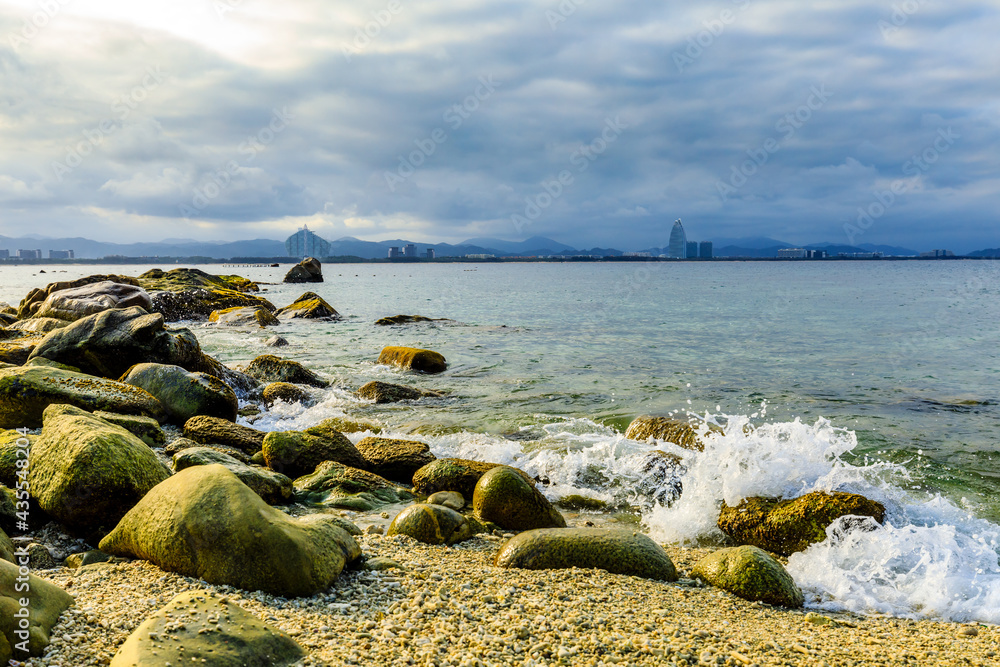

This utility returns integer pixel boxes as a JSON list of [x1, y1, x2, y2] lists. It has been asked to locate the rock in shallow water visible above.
[[263, 424, 364, 478], [183, 415, 266, 454], [209, 305, 279, 327], [243, 354, 328, 387], [412, 458, 530, 500], [624, 415, 714, 451], [387, 503, 473, 545], [356, 380, 443, 404], [120, 362, 238, 424], [473, 466, 565, 531], [274, 291, 339, 320], [691, 545, 804, 608], [377, 346, 447, 374], [356, 436, 436, 483], [262, 381, 312, 405]]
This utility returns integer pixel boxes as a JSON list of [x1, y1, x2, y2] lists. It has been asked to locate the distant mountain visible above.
[[858, 243, 919, 256], [459, 236, 577, 254], [0, 235, 285, 259], [967, 248, 1000, 258], [710, 236, 793, 250]]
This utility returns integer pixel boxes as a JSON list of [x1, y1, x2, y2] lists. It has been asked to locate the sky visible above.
[[0, 0, 997, 253]]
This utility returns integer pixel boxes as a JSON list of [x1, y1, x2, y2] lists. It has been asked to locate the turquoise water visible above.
[[3, 260, 1000, 620]]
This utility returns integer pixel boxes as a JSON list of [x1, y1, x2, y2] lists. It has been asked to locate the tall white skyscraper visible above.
[[667, 219, 687, 258]]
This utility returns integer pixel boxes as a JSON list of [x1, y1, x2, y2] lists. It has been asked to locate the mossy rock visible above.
[[182, 416, 266, 454], [293, 461, 415, 511], [283, 258, 323, 284], [624, 416, 718, 451], [0, 365, 167, 429], [274, 291, 340, 320], [110, 591, 304, 667], [0, 558, 75, 663], [92, 411, 165, 446], [377, 346, 447, 374], [22, 356, 81, 372], [137, 268, 260, 294], [263, 426, 364, 478], [100, 464, 361, 597], [32, 281, 152, 322], [691, 545, 804, 607], [0, 527, 12, 563], [374, 315, 436, 326], [387, 504, 472, 545], [473, 466, 565, 531], [718, 491, 886, 556], [556, 495, 609, 511], [28, 405, 171, 538], [262, 382, 312, 405], [209, 306, 280, 327], [426, 491, 464, 510], [0, 334, 41, 365], [173, 446, 292, 505], [356, 437, 436, 484], [17, 273, 141, 319], [412, 458, 531, 499], [7, 318, 68, 334], [64, 550, 115, 568], [313, 416, 381, 434], [0, 430, 34, 488], [495, 528, 678, 581], [150, 287, 276, 323], [243, 355, 328, 388], [120, 363, 238, 425], [193, 353, 259, 398], [164, 437, 252, 464], [356, 380, 443, 404]]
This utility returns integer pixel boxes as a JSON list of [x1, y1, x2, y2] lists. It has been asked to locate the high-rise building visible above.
[[17, 249, 41, 259], [388, 247, 402, 258], [49, 250, 74, 259], [0, 250, 9, 259], [284, 225, 330, 258], [686, 241, 698, 258], [403, 243, 417, 258], [425, 249, 435, 259], [667, 219, 687, 258], [699, 242, 713, 259]]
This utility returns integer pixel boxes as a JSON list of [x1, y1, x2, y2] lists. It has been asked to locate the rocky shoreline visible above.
[[0, 262, 997, 665]]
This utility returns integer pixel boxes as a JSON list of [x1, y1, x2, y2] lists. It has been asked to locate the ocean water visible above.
[[3, 259, 999, 622]]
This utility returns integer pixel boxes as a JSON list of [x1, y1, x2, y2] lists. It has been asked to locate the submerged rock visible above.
[[473, 466, 566, 531], [263, 425, 364, 478], [718, 491, 886, 556], [294, 461, 415, 511], [691, 545, 804, 607], [208, 305, 280, 327], [624, 416, 715, 451], [265, 335, 289, 347], [32, 281, 151, 322], [495, 528, 678, 581], [121, 363, 238, 424], [100, 464, 361, 597], [356, 380, 443, 404], [412, 458, 528, 500], [375, 314, 435, 325], [262, 381, 313, 405], [356, 436, 436, 483], [274, 291, 340, 320], [110, 591, 305, 667], [283, 257, 323, 284], [173, 447, 292, 505], [243, 354, 328, 387], [377, 346, 447, 374], [387, 504, 473, 545], [0, 558, 75, 662]]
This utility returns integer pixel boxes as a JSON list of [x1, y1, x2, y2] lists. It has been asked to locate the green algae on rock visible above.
[[293, 461, 415, 511], [0, 429, 35, 487], [208, 305, 280, 327], [412, 458, 530, 500], [387, 503, 473, 545], [495, 527, 678, 581], [691, 545, 804, 607], [263, 426, 365, 478], [173, 446, 292, 505], [624, 415, 717, 451], [0, 558, 74, 663], [99, 464, 361, 597], [375, 314, 435, 325], [356, 380, 443, 404], [377, 346, 447, 374], [718, 491, 886, 556], [356, 436, 436, 483], [120, 363, 238, 424], [262, 381, 313, 405], [92, 411, 165, 446], [473, 465, 566, 531], [274, 291, 340, 320], [243, 354, 328, 387], [182, 415, 265, 454]]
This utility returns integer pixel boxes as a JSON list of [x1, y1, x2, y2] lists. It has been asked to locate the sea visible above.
[[3, 259, 999, 623]]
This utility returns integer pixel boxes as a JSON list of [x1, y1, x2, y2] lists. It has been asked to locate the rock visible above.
[[6, 317, 68, 334], [356, 380, 443, 404], [0, 527, 12, 563], [209, 306, 280, 328], [100, 464, 361, 597], [239, 405, 262, 418], [32, 281, 152, 322], [636, 450, 685, 508], [691, 545, 804, 607], [193, 353, 259, 398], [473, 466, 565, 531], [365, 556, 403, 571], [495, 527, 679, 581], [0, 365, 167, 429], [625, 416, 715, 451], [0, 558, 74, 663], [0, 334, 42, 365], [387, 504, 473, 545], [283, 257, 323, 283], [110, 590, 305, 667], [173, 447, 292, 505], [375, 314, 434, 325], [718, 491, 887, 556], [274, 291, 340, 320], [120, 363, 238, 424], [164, 437, 252, 464], [138, 267, 260, 293], [556, 495, 609, 511], [312, 416, 381, 434], [377, 346, 447, 374], [294, 462, 415, 511], [356, 436, 436, 483], [413, 458, 531, 501], [0, 313, 15, 327], [28, 405, 170, 537], [265, 335, 289, 347], [262, 424, 365, 478], [427, 491, 465, 510], [183, 415, 266, 453], [64, 550, 114, 569], [263, 382, 312, 405], [92, 411, 165, 447], [150, 288, 276, 323], [27, 307, 202, 380], [0, 430, 33, 488], [243, 354, 328, 387], [17, 274, 141, 319], [26, 543, 57, 570]]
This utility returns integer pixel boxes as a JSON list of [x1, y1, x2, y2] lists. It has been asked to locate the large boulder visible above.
[[165, 437, 252, 464], [28, 405, 171, 537], [243, 354, 328, 387], [0, 558, 75, 663], [110, 591, 305, 667], [137, 267, 259, 293], [473, 466, 566, 531], [356, 380, 443, 404], [718, 491, 886, 556], [0, 430, 33, 487], [283, 257, 323, 283], [100, 464, 361, 597], [624, 416, 716, 451], [495, 528, 678, 581], [32, 281, 152, 322], [17, 274, 141, 319], [0, 365, 167, 429], [274, 292, 340, 320], [208, 306, 280, 327], [262, 424, 364, 478], [356, 436, 436, 483], [691, 545, 804, 607], [387, 504, 472, 545], [138, 268, 272, 322], [294, 461, 415, 511], [120, 363, 238, 424], [173, 447, 292, 505], [92, 411, 165, 446], [412, 458, 529, 499], [377, 346, 447, 374], [27, 307, 202, 380], [183, 415, 266, 454]]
